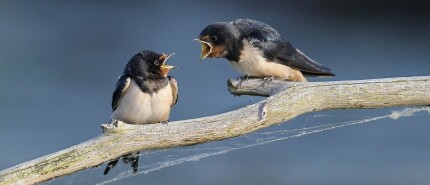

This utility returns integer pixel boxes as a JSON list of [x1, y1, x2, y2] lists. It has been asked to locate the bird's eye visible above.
[[154, 60, 159, 66], [210, 35, 218, 42]]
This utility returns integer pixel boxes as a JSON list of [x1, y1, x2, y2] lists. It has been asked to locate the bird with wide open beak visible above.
[[194, 38, 213, 60], [159, 53, 177, 77]]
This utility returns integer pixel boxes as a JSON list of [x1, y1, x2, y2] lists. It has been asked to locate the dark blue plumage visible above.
[[198, 19, 335, 81]]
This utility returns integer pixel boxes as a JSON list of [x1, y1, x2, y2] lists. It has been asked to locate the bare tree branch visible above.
[[1, 76, 429, 185]]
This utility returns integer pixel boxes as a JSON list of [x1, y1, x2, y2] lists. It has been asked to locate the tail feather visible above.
[[293, 49, 335, 77]]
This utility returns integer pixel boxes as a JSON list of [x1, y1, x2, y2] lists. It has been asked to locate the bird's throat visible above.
[[200, 41, 212, 60]]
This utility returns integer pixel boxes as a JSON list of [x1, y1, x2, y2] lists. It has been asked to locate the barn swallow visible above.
[[197, 19, 335, 82], [104, 50, 178, 175]]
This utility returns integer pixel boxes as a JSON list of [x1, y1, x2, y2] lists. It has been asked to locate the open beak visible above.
[[194, 39, 212, 60], [160, 53, 177, 69]]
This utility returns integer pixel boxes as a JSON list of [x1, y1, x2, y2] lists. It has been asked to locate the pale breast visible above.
[[111, 80, 173, 124], [228, 40, 296, 80]]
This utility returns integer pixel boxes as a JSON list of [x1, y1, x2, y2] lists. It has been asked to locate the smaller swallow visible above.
[[197, 19, 335, 82], [104, 50, 178, 175]]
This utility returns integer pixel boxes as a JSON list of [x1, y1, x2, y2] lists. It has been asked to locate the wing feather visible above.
[[168, 76, 178, 107], [246, 30, 335, 76], [112, 75, 131, 111]]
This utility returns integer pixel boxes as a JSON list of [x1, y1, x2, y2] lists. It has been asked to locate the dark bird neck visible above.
[[130, 74, 169, 94], [224, 38, 242, 62]]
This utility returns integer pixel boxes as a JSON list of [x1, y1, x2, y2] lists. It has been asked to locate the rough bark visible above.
[[1, 76, 429, 185]]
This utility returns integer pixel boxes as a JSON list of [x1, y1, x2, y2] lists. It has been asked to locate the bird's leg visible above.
[[262, 76, 275, 88]]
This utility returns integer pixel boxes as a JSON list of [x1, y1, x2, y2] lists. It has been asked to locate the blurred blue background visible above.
[[1, 0, 429, 184]]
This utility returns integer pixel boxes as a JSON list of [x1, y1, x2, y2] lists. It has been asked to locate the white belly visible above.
[[111, 80, 173, 124], [228, 40, 296, 80]]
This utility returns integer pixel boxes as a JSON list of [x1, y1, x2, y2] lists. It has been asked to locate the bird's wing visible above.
[[168, 76, 178, 107], [112, 75, 131, 111], [246, 30, 335, 76]]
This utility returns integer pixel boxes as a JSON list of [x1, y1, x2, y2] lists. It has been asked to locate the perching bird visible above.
[[197, 19, 335, 82], [103, 50, 178, 175]]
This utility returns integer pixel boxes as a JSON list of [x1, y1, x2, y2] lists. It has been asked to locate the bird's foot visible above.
[[110, 119, 118, 124], [262, 77, 275, 88], [237, 75, 249, 88], [160, 120, 169, 125], [101, 119, 126, 132], [237, 75, 250, 81]]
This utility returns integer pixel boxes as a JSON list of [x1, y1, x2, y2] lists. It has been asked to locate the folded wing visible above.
[[112, 75, 131, 111], [246, 30, 335, 76], [168, 76, 178, 107]]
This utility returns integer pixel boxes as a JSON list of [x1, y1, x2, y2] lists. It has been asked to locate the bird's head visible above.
[[126, 50, 176, 78], [196, 22, 237, 60]]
